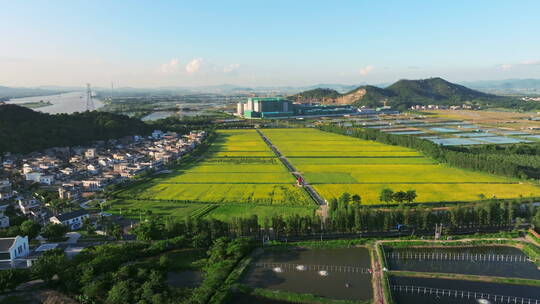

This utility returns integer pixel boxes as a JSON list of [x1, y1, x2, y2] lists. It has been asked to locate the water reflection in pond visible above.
[[386, 246, 540, 279], [390, 276, 540, 304], [242, 247, 373, 301], [166, 270, 203, 288]]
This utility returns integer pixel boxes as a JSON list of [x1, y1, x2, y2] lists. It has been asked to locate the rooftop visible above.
[[54, 209, 89, 222], [0, 238, 16, 252]]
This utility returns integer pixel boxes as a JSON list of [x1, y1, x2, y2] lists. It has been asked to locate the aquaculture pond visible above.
[[385, 246, 540, 279], [474, 136, 532, 144], [242, 247, 373, 302], [427, 137, 484, 146], [390, 276, 540, 304], [429, 127, 459, 133]]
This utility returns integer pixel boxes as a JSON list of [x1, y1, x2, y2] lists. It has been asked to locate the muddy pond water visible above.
[[390, 276, 540, 304], [242, 247, 373, 301], [386, 246, 540, 279]]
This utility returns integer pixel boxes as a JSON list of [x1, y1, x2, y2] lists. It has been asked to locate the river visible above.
[[6, 91, 103, 114]]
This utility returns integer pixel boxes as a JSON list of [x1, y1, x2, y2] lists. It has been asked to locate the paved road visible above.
[[256, 129, 328, 218]]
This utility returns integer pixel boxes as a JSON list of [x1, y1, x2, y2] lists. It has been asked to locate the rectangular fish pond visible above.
[[384, 245, 540, 279], [389, 276, 540, 304], [474, 136, 533, 144], [427, 137, 484, 146], [429, 127, 460, 133], [241, 247, 373, 302]]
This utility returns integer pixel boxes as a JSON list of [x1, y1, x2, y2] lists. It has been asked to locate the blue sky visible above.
[[1, 0, 540, 87]]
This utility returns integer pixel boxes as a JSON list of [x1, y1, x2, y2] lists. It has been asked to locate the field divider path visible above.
[[256, 129, 328, 217]]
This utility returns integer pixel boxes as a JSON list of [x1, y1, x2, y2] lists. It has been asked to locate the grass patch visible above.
[[205, 205, 316, 223], [250, 287, 370, 304]]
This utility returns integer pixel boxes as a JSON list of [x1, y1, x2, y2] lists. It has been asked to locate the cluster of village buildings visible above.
[[0, 130, 206, 266]]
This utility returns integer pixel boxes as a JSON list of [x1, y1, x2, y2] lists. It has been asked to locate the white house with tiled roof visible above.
[[0, 236, 29, 263]]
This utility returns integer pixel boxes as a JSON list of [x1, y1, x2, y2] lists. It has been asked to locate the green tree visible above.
[[106, 280, 133, 304], [533, 207, 540, 231], [31, 249, 65, 285], [351, 194, 362, 205], [41, 224, 68, 241], [20, 220, 41, 239], [83, 217, 95, 235], [339, 192, 351, 204], [404, 190, 417, 203], [379, 188, 394, 203], [0, 269, 30, 293], [392, 191, 407, 204]]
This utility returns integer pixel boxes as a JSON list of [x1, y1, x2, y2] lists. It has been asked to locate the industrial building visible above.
[[236, 97, 357, 118]]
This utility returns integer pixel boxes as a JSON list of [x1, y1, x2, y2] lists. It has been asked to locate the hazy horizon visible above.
[[2, 1, 540, 88]]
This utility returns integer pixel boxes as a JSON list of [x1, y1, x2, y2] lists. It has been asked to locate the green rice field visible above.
[[262, 128, 540, 204]]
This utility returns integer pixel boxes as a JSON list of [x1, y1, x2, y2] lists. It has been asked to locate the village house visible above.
[[0, 179, 12, 200], [82, 178, 106, 191], [18, 198, 41, 215], [49, 209, 90, 230], [58, 184, 81, 200], [24, 172, 42, 183], [85, 148, 96, 159], [39, 175, 55, 185], [0, 236, 29, 265]]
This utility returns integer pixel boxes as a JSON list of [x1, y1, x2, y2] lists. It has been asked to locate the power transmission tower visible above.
[[86, 83, 94, 111]]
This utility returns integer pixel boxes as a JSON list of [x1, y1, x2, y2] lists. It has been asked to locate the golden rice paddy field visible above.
[[116, 129, 313, 206], [262, 128, 540, 204]]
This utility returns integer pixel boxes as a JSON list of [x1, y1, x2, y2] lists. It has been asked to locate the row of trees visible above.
[[129, 199, 538, 242], [379, 188, 417, 203], [318, 124, 540, 180]]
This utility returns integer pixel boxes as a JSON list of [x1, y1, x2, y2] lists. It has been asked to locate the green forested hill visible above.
[[292, 88, 341, 101], [385, 77, 493, 102], [290, 77, 525, 110], [0, 105, 151, 153]]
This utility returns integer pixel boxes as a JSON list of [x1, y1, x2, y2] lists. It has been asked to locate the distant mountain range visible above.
[[0, 86, 63, 100], [292, 77, 503, 108], [2, 78, 540, 100], [461, 79, 540, 94]]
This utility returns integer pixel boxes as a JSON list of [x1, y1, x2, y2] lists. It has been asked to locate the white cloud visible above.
[[499, 60, 540, 70], [359, 65, 374, 76], [186, 58, 203, 74], [223, 63, 240, 74], [521, 60, 540, 65], [158, 58, 180, 74]]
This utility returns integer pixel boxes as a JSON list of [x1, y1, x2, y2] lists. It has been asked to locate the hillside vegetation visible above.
[[290, 77, 528, 110], [0, 105, 151, 153]]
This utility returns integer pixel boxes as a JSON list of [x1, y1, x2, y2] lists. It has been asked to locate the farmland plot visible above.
[[116, 129, 313, 208], [263, 128, 540, 204]]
